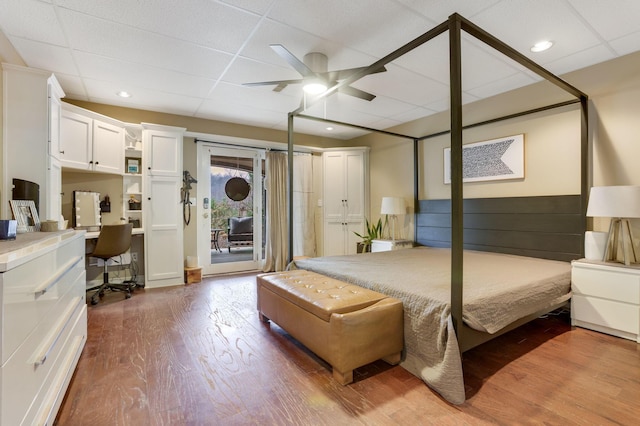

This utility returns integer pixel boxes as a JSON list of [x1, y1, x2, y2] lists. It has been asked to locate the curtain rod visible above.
[[193, 138, 313, 154]]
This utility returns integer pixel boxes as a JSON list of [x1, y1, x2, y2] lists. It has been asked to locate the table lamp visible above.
[[381, 197, 406, 241], [586, 185, 640, 265]]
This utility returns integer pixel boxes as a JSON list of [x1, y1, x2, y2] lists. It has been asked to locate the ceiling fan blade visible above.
[[337, 85, 376, 101], [327, 65, 387, 81], [270, 44, 316, 78], [243, 78, 304, 89]]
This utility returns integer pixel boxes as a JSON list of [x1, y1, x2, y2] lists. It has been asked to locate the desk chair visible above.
[[88, 223, 134, 305]]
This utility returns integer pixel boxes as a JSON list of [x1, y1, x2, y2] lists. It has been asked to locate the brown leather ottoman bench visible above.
[[256, 269, 404, 385]]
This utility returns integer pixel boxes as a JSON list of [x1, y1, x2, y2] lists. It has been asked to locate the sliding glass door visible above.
[[197, 143, 265, 275]]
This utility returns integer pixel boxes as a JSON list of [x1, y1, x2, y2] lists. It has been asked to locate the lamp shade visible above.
[[381, 197, 406, 215], [586, 186, 640, 218]]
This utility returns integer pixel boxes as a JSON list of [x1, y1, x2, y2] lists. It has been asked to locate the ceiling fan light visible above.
[[303, 82, 327, 94]]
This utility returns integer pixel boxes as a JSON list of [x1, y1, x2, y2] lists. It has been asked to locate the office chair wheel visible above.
[[91, 295, 99, 305], [125, 292, 131, 299]]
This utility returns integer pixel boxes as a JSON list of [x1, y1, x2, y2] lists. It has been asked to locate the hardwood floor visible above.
[[56, 273, 640, 425]]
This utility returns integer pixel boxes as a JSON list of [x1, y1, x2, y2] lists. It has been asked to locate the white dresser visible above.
[[571, 259, 640, 343], [371, 239, 413, 253], [0, 230, 87, 425]]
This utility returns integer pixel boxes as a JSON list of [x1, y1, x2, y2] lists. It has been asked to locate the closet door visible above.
[[142, 125, 185, 288], [322, 148, 368, 256]]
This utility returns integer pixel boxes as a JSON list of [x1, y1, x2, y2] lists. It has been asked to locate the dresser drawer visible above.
[[571, 265, 640, 303], [1, 294, 86, 426], [25, 305, 87, 426], [572, 294, 639, 335], [1, 256, 85, 364]]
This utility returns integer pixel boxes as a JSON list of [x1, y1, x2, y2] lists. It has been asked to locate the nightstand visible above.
[[371, 239, 413, 253], [571, 259, 640, 342]]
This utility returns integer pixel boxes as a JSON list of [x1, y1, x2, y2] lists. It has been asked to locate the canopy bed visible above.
[[283, 13, 588, 404]]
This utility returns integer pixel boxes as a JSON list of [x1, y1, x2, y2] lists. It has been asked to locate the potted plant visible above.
[[354, 218, 384, 253]]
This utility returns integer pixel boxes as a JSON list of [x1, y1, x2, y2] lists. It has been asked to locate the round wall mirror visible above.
[[225, 177, 250, 201]]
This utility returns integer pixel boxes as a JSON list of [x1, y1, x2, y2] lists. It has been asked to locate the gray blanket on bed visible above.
[[292, 246, 571, 404]]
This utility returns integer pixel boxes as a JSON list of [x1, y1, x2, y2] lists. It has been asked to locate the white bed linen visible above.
[[292, 246, 571, 404]]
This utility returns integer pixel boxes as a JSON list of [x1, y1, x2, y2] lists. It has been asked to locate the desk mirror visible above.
[[73, 191, 101, 231]]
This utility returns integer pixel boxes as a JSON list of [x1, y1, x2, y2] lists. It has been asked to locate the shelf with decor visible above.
[[123, 127, 143, 230]]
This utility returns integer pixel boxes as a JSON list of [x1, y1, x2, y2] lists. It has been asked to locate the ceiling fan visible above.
[[244, 44, 386, 101]]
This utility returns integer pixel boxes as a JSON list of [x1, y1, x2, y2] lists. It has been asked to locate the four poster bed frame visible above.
[[285, 14, 588, 361]]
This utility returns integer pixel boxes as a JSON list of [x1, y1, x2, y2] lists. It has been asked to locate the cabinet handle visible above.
[[59, 150, 65, 154], [32, 296, 83, 367], [95, 161, 99, 165], [89, 160, 93, 164], [33, 256, 82, 296], [147, 197, 151, 200]]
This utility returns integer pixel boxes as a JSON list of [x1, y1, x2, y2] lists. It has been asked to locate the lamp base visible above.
[[603, 218, 638, 265]]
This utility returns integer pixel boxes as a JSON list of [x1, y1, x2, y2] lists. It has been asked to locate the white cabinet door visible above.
[[48, 88, 62, 160], [60, 109, 93, 170], [144, 176, 183, 284], [323, 152, 346, 222], [46, 158, 62, 221], [322, 149, 368, 256], [143, 125, 184, 288], [345, 151, 365, 222], [147, 131, 181, 177], [92, 119, 124, 174]]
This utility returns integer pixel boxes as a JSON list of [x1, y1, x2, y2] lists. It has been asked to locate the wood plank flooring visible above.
[[55, 273, 640, 425]]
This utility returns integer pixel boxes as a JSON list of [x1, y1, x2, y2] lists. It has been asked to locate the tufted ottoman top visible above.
[[257, 270, 387, 322]]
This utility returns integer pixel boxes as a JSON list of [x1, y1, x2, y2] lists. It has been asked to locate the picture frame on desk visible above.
[[9, 200, 40, 233], [126, 157, 141, 174]]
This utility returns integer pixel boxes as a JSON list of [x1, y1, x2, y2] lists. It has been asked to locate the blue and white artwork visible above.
[[444, 134, 524, 184]]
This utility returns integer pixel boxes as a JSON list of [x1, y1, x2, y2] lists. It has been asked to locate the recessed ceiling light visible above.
[[530, 40, 553, 53], [326, 126, 334, 131], [117, 91, 132, 98]]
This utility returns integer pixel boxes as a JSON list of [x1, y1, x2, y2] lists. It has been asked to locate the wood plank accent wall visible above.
[[416, 195, 583, 262]]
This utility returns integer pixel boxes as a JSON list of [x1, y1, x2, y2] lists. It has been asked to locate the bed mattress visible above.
[[292, 246, 571, 404]]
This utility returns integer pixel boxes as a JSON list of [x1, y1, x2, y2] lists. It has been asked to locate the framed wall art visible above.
[[444, 134, 524, 184], [9, 199, 41, 233]]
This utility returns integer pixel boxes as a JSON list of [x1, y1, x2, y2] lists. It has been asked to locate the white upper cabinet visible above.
[[1, 64, 65, 220], [60, 103, 124, 174]]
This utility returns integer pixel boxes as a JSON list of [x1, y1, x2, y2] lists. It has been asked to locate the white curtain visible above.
[[293, 153, 316, 257], [263, 151, 288, 272]]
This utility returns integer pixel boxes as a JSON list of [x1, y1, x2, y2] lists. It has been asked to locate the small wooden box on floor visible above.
[[184, 267, 202, 284], [257, 269, 404, 385]]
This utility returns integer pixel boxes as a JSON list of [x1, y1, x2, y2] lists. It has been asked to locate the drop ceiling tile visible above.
[[609, 31, 640, 56], [0, 0, 67, 45], [353, 64, 449, 106], [7, 36, 77, 75], [207, 82, 300, 113], [73, 52, 216, 98], [472, 0, 603, 64], [547, 44, 616, 76], [568, 0, 640, 41], [241, 18, 379, 71], [267, 0, 433, 57], [465, 70, 538, 100], [218, 0, 273, 15], [58, 9, 233, 79], [54, 73, 87, 99], [396, 0, 502, 22], [389, 106, 438, 123], [82, 78, 203, 116], [221, 56, 300, 86], [196, 99, 285, 128], [56, 0, 261, 52]]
